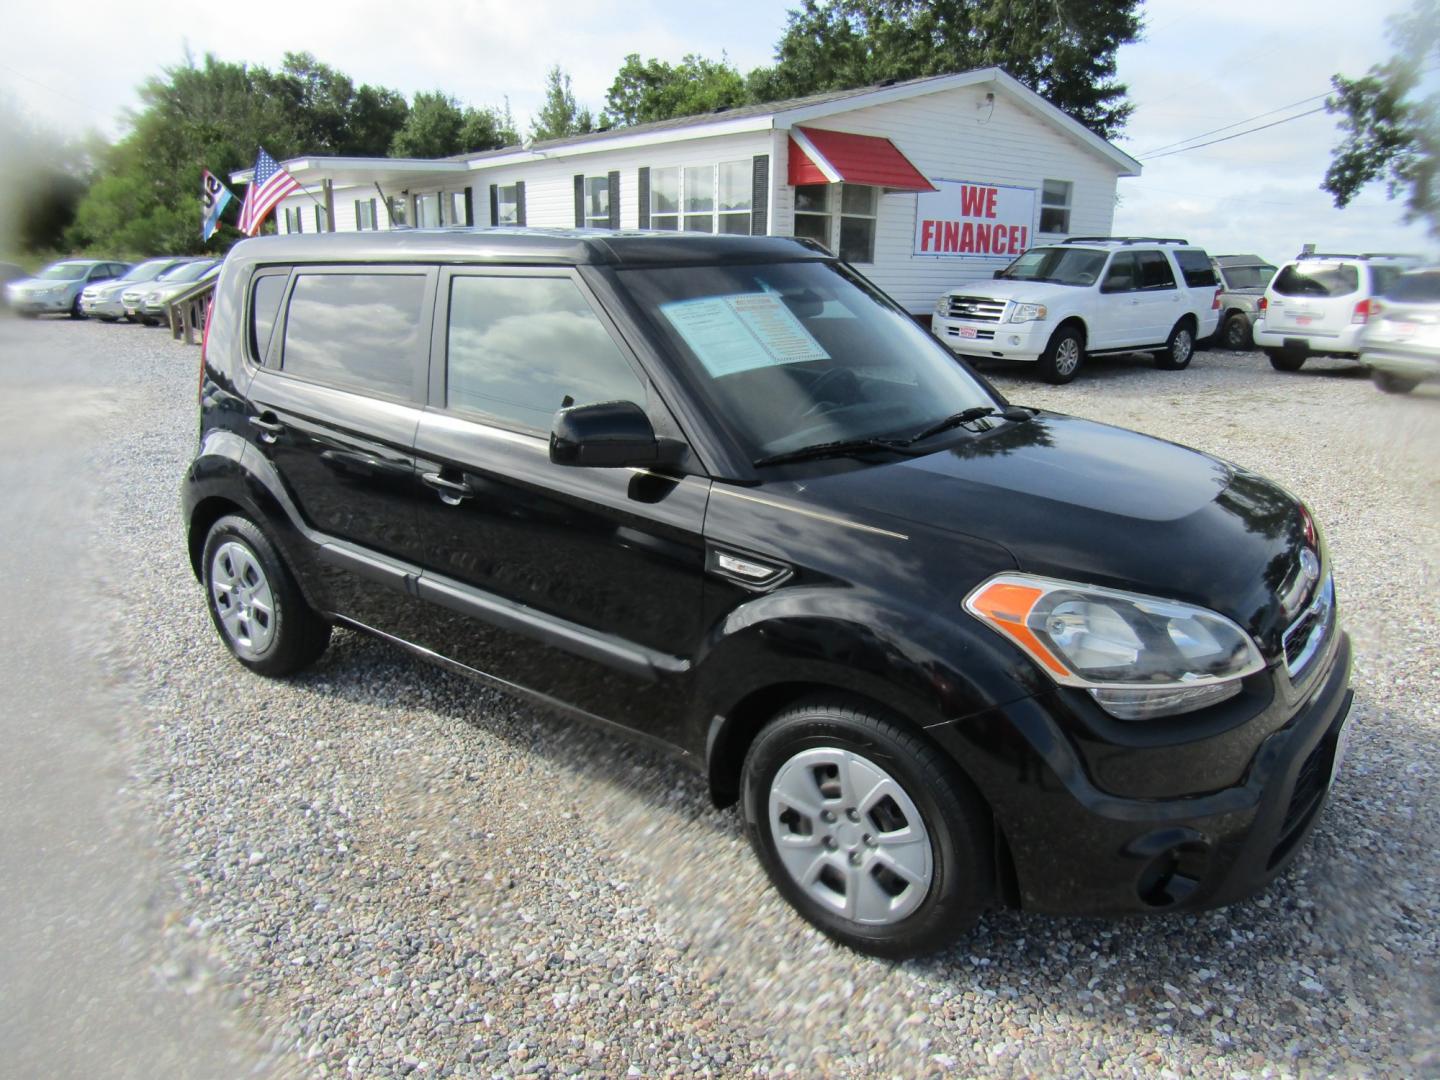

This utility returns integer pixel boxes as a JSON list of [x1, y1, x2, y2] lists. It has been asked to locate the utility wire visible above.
[[1140, 106, 1329, 160], [1138, 92, 1331, 157]]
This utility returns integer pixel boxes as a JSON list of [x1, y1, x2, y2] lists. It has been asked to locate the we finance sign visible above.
[[915, 180, 1036, 258]]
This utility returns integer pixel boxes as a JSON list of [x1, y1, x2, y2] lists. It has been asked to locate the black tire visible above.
[[1153, 319, 1195, 370], [201, 514, 330, 676], [1266, 348, 1306, 372], [69, 295, 85, 319], [741, 698, 991, 959], [1221, 311, 1253, 351], [97, 315, 118, 323], [1371, 369, 1419, 395], [1038, 325, 1084, 384]]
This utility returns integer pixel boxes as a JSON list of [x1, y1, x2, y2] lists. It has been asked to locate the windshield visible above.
[[1220, 264, 1275, 289], [122, 259, 179, 283], [619, 260, 996, 459], [1382, 270, 1440, 302], [36, 263, 90, 281], [157, 260, 216, 284], [997, 246, 1107, 287]]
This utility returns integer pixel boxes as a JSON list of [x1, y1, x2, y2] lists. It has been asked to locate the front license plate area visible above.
[[956, 325, 978, 339]]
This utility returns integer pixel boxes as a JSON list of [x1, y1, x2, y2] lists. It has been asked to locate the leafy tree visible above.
[[530, 66, 594, 142], [1323, 0, 1439, 234], [604, 53, 748, 127], [260, 52, 409, 157], [754, 0, 1143, 140], [458, 98, 519, 152], [391, 92, 519, 157]]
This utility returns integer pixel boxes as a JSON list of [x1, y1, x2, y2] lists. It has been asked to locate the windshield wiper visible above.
[[752, 436, 912, 468], [904, 404, 1035, 444]]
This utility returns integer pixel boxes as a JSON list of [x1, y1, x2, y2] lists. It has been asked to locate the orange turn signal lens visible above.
[[966, 581, 1072, 677]]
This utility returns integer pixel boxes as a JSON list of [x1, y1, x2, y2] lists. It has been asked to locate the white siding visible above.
[[776, 85, 1124, 312]]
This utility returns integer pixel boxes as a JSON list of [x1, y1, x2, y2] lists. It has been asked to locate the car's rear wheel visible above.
[[202, 514, 330, 676], [742, 698, 990, 958], [1266, 348, 1306, 372], [1154, 320, 1196, 370], [1039, 326, 1084, 384], [1221, 311, 1253, 351], [1371, 370, 1419, 395]]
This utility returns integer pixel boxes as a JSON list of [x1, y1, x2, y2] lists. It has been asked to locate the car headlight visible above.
[[1007, 302, 1047, 324], [964, 573, 1264, 719], [934, 295, 950, 316], [144, 291, 160, 302]]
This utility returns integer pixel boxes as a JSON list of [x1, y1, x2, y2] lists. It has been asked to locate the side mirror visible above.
[[992, 269, 1004, 279], [550, 400, 664, 468]]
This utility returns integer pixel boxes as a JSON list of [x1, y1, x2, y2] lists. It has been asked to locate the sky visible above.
[[0, 0, 1432, 263]]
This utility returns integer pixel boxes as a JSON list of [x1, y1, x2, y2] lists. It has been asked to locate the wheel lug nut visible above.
[[821, 810, 836, 823], [823, 836, 837, 850], [848, 852, 861, 866], [846, 808, 860, 822], [863, 834, 874, 846]]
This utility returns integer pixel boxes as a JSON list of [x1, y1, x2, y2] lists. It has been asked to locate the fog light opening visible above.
[[1136, 841, 1208, 908]]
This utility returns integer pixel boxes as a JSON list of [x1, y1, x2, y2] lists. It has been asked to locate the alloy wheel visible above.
[[209, 540, 277, 658]]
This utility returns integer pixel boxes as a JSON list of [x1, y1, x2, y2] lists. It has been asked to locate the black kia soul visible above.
[[184, 230, 1352, 958]]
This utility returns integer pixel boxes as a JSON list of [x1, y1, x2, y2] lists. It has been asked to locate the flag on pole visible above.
[[201, 169, 235, 242], [237, 147, 301, 236]]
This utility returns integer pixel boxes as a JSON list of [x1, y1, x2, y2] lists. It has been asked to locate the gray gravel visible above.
[[31, 318, 1440, 1076]]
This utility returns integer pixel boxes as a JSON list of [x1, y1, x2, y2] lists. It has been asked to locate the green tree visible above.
[[392, 92, 519, 157], [458, 98, 519, 152], [755, 0, 1143, 140], [1323, 0, 1439, 234], [604, 53, 748, 127], [530, 66, 594, 142]]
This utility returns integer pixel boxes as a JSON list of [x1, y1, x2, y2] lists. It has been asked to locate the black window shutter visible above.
[[574, 174, 586, 227], [751, 154, 770, 236], [607, 171, 621, 229], [489, 184, 499, 226], [515, 181, 526, 226], [638, 167, 650, 228], [463, 188, 474, 228]]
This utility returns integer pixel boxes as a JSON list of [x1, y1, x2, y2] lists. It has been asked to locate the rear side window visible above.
[[445, 275, 646, 433], [249, 274, 288, 364], [1136, 251, 1176, 290], [1173, 250, 1217, 287], [281, 273, 426, 399], [1273, 263, 1359, 297], [1382, 271, 1440, 302]]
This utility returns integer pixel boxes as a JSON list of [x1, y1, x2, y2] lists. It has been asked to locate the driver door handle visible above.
[[248, 413, 284, 443], [422, 470, 473, 505]]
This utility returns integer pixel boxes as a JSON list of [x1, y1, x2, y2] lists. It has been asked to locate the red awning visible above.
[[788, 127, 935, 192]]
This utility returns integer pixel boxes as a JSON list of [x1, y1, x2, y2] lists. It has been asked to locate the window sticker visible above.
[[660, 292, 830, 377]]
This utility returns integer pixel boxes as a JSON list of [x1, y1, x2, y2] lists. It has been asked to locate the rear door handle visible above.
[[248, 413, 284, 442], [422, 470, 473, 505]]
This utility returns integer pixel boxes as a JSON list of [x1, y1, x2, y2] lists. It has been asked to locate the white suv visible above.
[[930, 238, 1222, 384], [1252, 253, 1416, 371]]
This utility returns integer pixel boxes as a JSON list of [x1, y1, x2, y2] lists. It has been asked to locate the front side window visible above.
[[1102, 252, 1140, 293], [281, 273, 426, 399], [446, 275, 646, 433], [622, 260, 995, 460], [1040, 179, 1072, 234], [584, 176, 610, 228]]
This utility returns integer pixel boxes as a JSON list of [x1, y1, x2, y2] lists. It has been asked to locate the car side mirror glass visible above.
[[992, 269, 1005, 279], [550, 400, 666, 469]]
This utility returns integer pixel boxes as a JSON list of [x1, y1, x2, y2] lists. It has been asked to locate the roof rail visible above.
[[1062, 235, 1190, 245], [1296, 251, 1360, 260], [1359, 252, 1423, 260]]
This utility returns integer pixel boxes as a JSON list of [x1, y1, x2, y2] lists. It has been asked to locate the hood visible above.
[[791, 413, 1314, 653], [88, 279, 133, 298], [944, 277, 1081, 305]]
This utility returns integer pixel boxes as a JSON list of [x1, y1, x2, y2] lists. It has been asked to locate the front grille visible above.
[[1268, 735, 1335, 869], [947, 296, 1006, 322], [1282, 574, 1335, 680]]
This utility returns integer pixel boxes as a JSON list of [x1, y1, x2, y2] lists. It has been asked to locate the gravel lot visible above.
[[13, 316, 1440, 1077]]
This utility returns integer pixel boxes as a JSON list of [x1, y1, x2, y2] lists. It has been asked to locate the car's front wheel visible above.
[[1038, 326, 1084, 384], [742, 699, 990, 959], [202, 514, 331, 676], [1371, 369, 1419, 394], [69, 295, 85, 319], [1266, 348, 1306, 372], [1154, 320, 1195, 370]]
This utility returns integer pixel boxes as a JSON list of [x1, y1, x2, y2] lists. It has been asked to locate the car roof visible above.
[[224, 228, 830, 270], [1213, 254, 1272, 266]]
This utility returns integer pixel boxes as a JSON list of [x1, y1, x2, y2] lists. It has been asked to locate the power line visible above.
[[1138, 92, 1331, 157], [1141, 106, 1329, 161]]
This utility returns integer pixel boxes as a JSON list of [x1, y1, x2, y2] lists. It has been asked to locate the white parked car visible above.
[[1358, 266, 1440, 394], [931, 238, 1222, 384], [1252, 253, 1417, 372]]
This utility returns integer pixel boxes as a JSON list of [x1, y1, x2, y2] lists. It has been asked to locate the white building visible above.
[[234, 68, 1141, 315]]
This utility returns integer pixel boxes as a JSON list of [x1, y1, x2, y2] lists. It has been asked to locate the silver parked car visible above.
[[123, 259, 219, 325], [81, 257, 192, 321], [1211, 255, 1276, 350], [6, 259, 131, 318], [1359, 267, 1440, 394]]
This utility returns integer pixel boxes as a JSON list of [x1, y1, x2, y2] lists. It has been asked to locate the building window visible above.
[[792, 184, 877, 263], [650, 167, 679, 230], [354, 198, 378, 230], [313, 204, 328, 232], [718, 160, 752, 235], [444, 190, 470, 227], [1040, 179, 1072, 234], [414, 193, 440, 229], [283, 206, 303, 234], [388, 196, 408, 228], [496, 184, 521, 225], [682, 164, 715, 232], [584, 176, 610, 228]]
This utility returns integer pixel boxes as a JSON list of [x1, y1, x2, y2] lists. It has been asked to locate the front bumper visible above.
[[931, 629, 1353, 916], [81, 295, 126, 318], [1253, 320, 1365, 357], [930, 313, 1046, 361], [9, 293, 73, 314]]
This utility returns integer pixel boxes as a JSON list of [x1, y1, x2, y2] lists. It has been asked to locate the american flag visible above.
[[237, 147, 302, 236]]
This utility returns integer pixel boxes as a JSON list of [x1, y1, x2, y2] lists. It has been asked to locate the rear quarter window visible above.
[[281, 273, 427, 399], [1173, 250, 1217, 287], [1273, 263, 1359, 297]]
